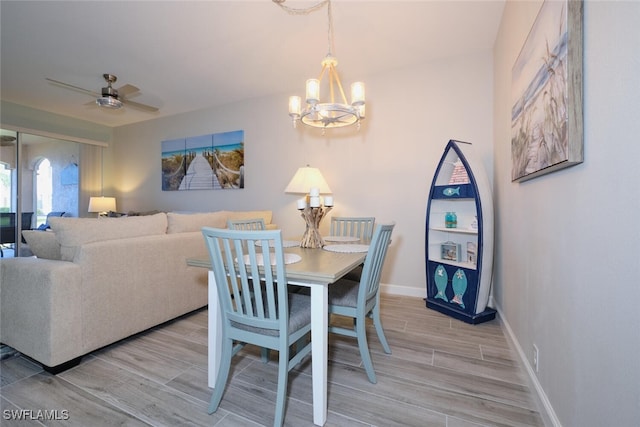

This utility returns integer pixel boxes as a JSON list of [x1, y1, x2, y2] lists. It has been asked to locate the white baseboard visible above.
[[494, 304, 562, 427], [380, 284, 561, 425], [380, 282, 426, 298]]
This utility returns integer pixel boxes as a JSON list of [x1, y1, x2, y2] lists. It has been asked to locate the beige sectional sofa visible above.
[[0, 210, 274, 373]]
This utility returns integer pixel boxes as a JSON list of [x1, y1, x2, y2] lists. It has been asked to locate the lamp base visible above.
[[299, 206, 332, 248]]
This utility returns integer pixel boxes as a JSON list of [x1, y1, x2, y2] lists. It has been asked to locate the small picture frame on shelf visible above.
[[441, 241, 461, 262], [467, 242, 477, 266]]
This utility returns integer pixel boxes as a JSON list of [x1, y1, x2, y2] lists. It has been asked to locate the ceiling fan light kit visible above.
[[96, 74, 123, 109], [96, 96, 123, 109]]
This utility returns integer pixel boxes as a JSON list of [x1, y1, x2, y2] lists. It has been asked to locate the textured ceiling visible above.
[[1, 0, 505, 128]]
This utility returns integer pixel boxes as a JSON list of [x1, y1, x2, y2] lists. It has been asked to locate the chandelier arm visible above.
[[331, 66, 350, 105], [329, 67, 336, 103], [317, 63, 328, 82]]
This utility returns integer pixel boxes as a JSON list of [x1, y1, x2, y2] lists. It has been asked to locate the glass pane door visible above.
[[0, 129, 81, 257]]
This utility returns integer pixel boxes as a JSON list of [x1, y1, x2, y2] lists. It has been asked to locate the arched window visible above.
[[0, 162, 12, 211], [34, 158, 52, 227]]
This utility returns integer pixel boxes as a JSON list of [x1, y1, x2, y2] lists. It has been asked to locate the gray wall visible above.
[[5, 1, 639, 423], [111, 51, 495, 298], [493, 1, 640, 425]]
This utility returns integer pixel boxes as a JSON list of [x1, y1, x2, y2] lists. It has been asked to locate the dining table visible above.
[[187, 240, 368, 426]]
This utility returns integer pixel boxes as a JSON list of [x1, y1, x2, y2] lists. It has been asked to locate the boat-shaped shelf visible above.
[[425, 140, 496, 324]]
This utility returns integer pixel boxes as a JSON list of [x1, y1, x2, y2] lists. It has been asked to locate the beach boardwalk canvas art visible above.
[[162, 130, 244, 191], [511, 0, 583, 182]]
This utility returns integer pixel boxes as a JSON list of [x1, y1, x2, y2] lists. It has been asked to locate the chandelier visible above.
[[274, 0, 365, 131]]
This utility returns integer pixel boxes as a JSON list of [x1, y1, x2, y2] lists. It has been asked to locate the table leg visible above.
[[310, 283, 329, 425], [208, 270, 222, 388]]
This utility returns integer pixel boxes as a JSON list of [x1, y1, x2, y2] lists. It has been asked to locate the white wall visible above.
[[111, 51, 494, 296], [493, 1, 640, 426]]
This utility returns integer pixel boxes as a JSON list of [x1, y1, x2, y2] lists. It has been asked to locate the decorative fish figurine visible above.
[[451, 268, 467, 309], [442, 187, 460, 196], [434, 265, 448, 302]]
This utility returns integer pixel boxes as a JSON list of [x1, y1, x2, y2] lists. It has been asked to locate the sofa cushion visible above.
[[166, 211, 228, 234], [22, 230, 61, 260], [49, 213, 168, 261]]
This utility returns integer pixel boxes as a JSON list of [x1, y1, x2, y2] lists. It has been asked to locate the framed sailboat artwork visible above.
[[511, 0, 583, 182]]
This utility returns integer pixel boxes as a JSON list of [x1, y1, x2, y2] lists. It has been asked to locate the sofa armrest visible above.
[[0, 257, 82, 367]]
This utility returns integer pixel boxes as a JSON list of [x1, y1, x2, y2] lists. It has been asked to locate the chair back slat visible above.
[[358, 223, 395, 306], [227, 218, 266, 231], [202, 227, 288, 333], [330, 216, 375, 240]]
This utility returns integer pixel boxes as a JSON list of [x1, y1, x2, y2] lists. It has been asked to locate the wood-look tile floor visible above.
[[0, 295, 544, 426]]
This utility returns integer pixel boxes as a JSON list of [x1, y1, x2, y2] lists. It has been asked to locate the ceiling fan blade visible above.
[[117, 84, 140, 96], [121, 98, 159, 112], [46, 77, 100, 97]]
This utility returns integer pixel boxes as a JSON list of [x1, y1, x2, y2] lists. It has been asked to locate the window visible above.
[[35, 158, 53, 227], [0, 162, 12, 212]]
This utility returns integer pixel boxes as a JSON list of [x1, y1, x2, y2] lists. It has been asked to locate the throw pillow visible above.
[[22, 230, 62, 260]]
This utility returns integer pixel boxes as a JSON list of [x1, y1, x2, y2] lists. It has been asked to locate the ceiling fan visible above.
[[45, 74, 159, 112]]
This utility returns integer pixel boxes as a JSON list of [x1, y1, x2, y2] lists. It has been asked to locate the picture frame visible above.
[[441, 241, 461, 262], [466, 242, 477, 266], [161, 130, 244, 191], [511, 0, 583, 182]]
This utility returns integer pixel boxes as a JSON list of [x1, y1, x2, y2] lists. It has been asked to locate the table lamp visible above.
[[88, 196, 116, 217], [285, 166, 334, 248]]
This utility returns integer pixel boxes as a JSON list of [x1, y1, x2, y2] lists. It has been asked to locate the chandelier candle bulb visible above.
[[297, 198, 307, 210], [289, 96, 302, 116], [306, 79, 320, 104], [309, 196, 321, 207], [351, 82, 365, 105], [323, 195, 333, 207], [357, 104, 366, 119]]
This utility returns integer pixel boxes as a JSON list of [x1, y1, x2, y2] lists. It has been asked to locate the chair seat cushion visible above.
[[231, 292, 311, 336], [328, 278, 359, 308]]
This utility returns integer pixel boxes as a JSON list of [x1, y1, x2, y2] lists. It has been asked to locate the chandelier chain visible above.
[[273, 0, 335, 56]]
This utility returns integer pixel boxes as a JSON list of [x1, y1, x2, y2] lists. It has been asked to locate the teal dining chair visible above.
[[328, 222, 394, 384], [227, 216, 272, 362], [202, 227, 312, 427], [330, 216, 375, 240], [330, 216, 376, 281]]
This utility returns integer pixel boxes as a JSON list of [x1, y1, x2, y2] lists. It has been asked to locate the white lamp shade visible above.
[[88, 196, 116, 213], [284, 166, 332, 194]]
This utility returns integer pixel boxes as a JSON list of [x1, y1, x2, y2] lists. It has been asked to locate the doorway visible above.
[[0, 129, 83, 257]]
